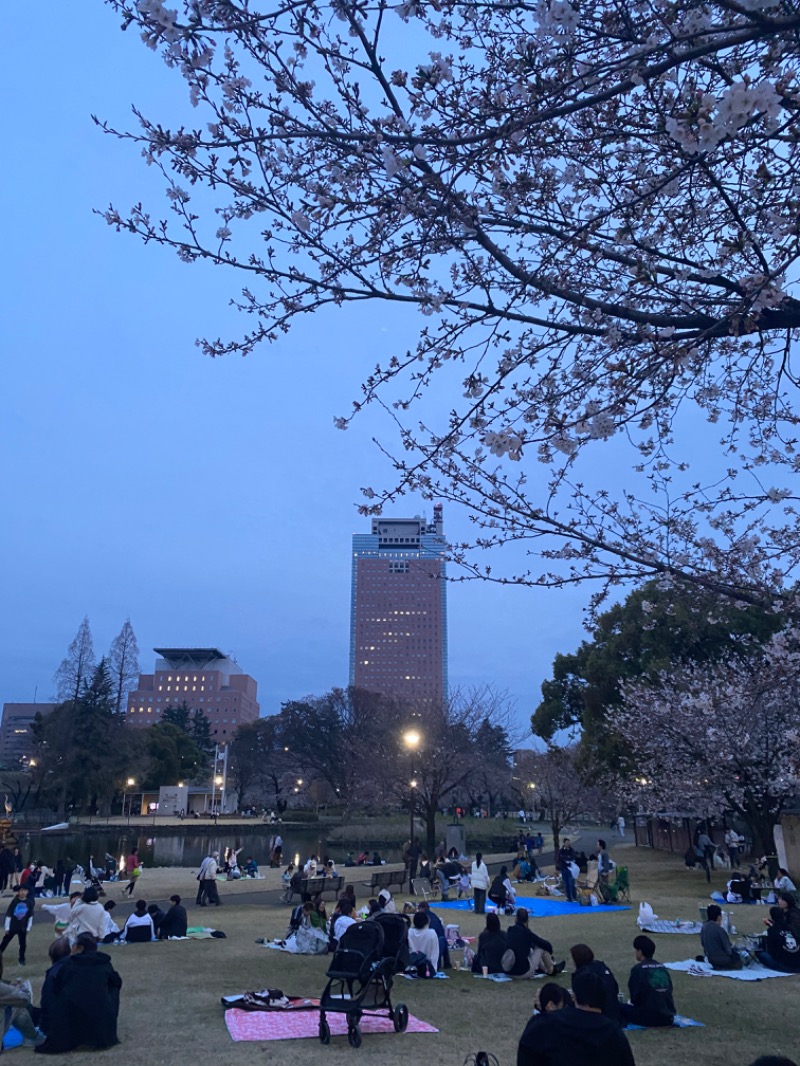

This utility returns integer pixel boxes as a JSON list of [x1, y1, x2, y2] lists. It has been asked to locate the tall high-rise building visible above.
[[350, 504, 448, 703], [0, 703, 56, 767], [127, 648, 259, 740]]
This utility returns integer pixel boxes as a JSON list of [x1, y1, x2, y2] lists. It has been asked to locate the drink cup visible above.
[[482, 966, 489, 977]]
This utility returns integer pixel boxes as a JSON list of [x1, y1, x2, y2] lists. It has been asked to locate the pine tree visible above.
[[109, 619, 140, 715], [54, 617, 96, 703]]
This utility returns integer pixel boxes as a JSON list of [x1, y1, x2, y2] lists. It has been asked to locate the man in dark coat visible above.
[[158, 895, 188, 939], [505, 908, 565, 978], [570, 943, 620, 1022], [35, 933, 122, 1055], [517, 971, 636, 1066]]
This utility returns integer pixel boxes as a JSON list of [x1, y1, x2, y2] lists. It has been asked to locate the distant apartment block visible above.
[[126, 648, 259, 740], [350, 505, 448, 703], [0, 703, 56, 767]]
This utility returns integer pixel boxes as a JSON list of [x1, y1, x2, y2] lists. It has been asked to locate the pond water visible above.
[[16, 828, 404, 871]]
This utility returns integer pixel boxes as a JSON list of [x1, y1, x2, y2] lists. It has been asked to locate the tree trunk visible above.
[[551, 815, 561, 854], [424, 803, 437, 855]]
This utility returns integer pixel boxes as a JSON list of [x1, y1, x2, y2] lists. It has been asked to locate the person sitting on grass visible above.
[[327, 899, 356, 952], [244, 856, 258, 878], [34, 932, 122, 1055], [534, 983, 573, 1013], [377, 888, 396, 913], [407, 910, 439, 975], [0, 955, 44, 1046], [121, 900, 155, 943], [701, 904, 743, 970], [517, 970, 636, 1066], [416, 901, 451, 969], [569, 944, 620, 1022], [100, 900, 120, 944], [755, 906, 800, 973], [618, 934, 676, 1028], [505, 908, 565, 979], [470, 912, 507, 975], [158, 895, 187, 939]]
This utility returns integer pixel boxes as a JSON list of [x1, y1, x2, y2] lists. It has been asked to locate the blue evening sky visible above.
[[1, 3, 606, 735]]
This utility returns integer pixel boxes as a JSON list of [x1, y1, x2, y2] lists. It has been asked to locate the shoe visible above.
[[22, 1034, 45, 1048], [19, 960, 25, 966], [552, 961, 567, 975]]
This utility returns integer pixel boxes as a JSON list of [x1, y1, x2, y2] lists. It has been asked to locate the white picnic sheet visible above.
[[665, 959, 798, 981], [641, 920, 703, 934]]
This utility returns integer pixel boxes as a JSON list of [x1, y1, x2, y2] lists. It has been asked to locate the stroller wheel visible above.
[[318, 1019, 331, 1045], [393, 1003, 409, 1033], [347, 1026, 362, 1049]]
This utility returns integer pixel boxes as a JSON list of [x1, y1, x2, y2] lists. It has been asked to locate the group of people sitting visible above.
[[41, 887, 189, 945], [516, 934, 680, 1065], [0, 934, 121, 1055], [701, 895, 800, 973]]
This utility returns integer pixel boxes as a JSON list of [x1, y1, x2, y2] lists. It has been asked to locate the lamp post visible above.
[[125, 777, 136, 826], [402, 729, 421, 852]]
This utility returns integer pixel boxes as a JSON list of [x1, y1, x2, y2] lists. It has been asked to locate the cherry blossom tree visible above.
[[98, 0, 800, 605], [610, 627, 800, 855]]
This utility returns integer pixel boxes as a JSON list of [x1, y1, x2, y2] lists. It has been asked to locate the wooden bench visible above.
[[361, 868, 407, 895], [284, 874, 345, 903]]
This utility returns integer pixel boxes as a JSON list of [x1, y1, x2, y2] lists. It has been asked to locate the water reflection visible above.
[[17, 829, 403, 870]]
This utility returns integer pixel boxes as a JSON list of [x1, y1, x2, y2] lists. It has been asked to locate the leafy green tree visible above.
[[162, 701, 215, 759], [533, 582, 781, 768], [228, 718, 280, 807], [34, 659, 138, 815], [143, 722, 205, 789]]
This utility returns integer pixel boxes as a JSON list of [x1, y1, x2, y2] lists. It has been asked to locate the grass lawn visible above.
[[11, 839, 799, 1065]]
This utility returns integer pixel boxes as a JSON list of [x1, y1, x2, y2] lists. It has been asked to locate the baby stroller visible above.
[[318, 913, 410, 1047]]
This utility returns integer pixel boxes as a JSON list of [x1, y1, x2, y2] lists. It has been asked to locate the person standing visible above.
[[271, 834, 283, 867], [470, 852, 490, 915], [407, 837, 422, 883], [557, 838, 578, 903], [596, 839, 612, 888], [0, 847, 15, 893], [198, 851, 221, 906], [0, 884, 34, 965], [62, 857, 75, 897], [123, 848, 141, 897], [697, 827, 716, 871], [616, 815, 626, 838], [725, 828, 742, 869]]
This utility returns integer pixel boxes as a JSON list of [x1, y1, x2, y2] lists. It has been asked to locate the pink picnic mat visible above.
[[225, 1007, 438, 1041]]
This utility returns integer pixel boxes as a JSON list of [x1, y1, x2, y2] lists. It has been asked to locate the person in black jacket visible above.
[[505, 908, 565, 978], [517, 970, 636, 1066], [158, 895, 188, 939], [35, 933, 122, 1055], [556, 839, 578, 902], [570, 943, 620, 1022], [0, 885, 35, 965], [471, 912, 507, 974], [618, 935, 676, 1028], [756, 906, 800, 973]]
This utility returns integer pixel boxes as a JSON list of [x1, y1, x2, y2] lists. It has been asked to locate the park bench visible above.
[[283, 874, 345, 904], [361, 868, 407, 895]]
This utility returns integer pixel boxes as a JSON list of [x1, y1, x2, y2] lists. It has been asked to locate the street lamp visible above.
[[409, 779, 418, 848], [125, 777, 136, 825]]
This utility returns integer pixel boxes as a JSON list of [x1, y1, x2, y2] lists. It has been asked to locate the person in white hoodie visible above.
[[42, 892, 82, 938], [68, 888, 107, 945], [471, 852, 490, 915]]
